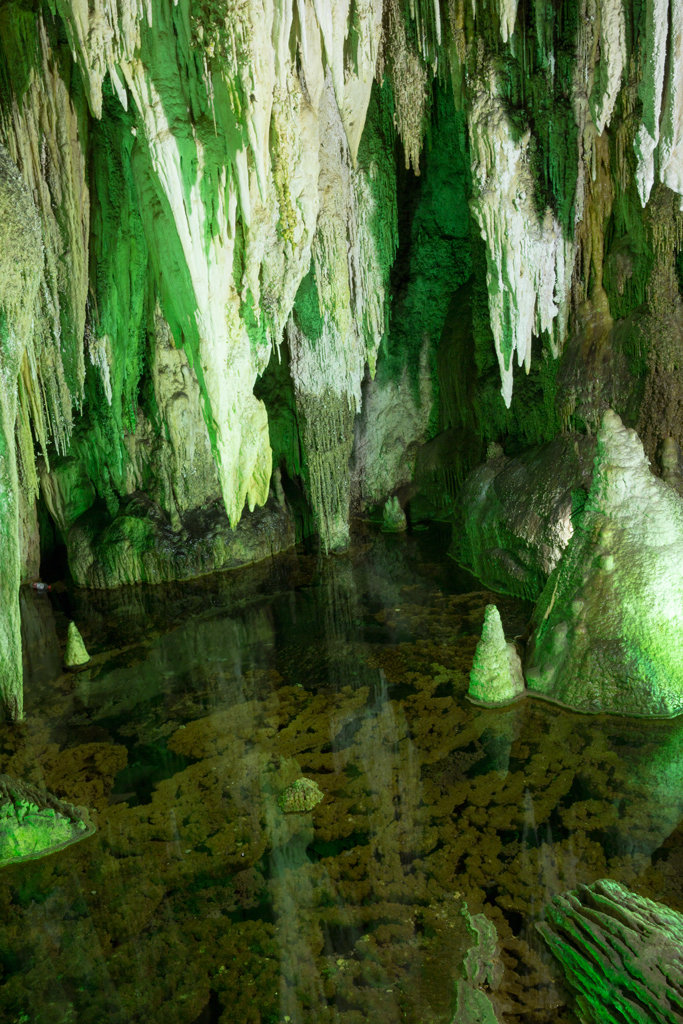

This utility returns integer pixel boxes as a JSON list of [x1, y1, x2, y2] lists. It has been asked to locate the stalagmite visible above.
[[64, 621, 90, 669], [468, 605, 525, 706]]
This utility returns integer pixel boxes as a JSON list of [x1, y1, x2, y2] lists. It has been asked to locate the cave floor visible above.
[[1, 523, 682, 1024]]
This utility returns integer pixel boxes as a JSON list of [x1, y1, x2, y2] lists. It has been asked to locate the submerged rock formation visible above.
[[0, 775, 95, 866], [277, 777, 324, 814], [539, 879, 683, 1024], [2, 1, 683, 716], [526, 411, 683, 717]]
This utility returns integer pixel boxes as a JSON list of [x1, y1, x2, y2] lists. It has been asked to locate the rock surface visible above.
[[0, 774, 95, 866], [539, 878, 683, 1024], [526, 410, 683, 716], [457, 434, 596, 599], [452, 906, 503, 1024]]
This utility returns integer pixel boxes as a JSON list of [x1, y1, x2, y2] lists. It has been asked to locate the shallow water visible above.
[[2, 523, 683, 1024]]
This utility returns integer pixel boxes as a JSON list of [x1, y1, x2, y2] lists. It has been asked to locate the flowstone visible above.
[[539, 879, 683, 1024], [468, 605, 525, 707], [452, 907, 503, 1024], [0, 774, 95, 866], [526, 410, 683, 716]]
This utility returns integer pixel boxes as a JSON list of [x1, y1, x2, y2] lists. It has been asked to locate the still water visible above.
[[2, 524, 682, 1023]]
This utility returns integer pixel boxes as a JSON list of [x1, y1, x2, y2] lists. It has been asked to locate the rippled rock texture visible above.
[[540, 879, 683, 1024]]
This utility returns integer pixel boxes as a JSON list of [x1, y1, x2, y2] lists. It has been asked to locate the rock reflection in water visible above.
[[0, 525, 682, 1023]]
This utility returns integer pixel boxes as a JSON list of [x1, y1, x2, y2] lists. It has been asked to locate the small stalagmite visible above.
[[64, 621, 90, 669], [468, 604, 525, 706]]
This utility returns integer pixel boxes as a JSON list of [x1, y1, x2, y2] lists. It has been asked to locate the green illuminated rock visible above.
[[65, 621, 90, 669], [458, 435, 596, 599], [526, 410, 683, 716], [277, 778, 324, 814], [468, 605, 525, 707], [539, 879, 683, 1024], [0, 775, 95, 866]]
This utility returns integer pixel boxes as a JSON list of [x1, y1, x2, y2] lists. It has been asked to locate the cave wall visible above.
[[1, 0, 683, 716]]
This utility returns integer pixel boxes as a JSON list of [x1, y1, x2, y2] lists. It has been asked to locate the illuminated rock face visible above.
[[0, 146, 44, 721], [526, 411, 683, 717]]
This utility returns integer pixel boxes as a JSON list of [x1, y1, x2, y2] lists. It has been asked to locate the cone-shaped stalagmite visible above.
[[64, 621, 90, 669], [468, 604, 525, 706], [526, 410, 683, 716]]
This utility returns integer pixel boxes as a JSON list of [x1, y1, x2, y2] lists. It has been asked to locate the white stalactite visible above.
[[468, 67, 574, 407], [591, 0, 626, 134], [635, 0, 683, 207]]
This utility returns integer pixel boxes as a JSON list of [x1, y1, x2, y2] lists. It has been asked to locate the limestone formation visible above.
[[457, 434, 596, 599], [539, 879, 683, 1024], [468, 605, 525, 706], [0, 774, 95, 866], [64, 622, 90, 669], [452, 907, 503, 1024], [526, 410, 683, 716]]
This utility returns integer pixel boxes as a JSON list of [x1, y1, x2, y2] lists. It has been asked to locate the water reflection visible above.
[[1, 524, 682, 1023]]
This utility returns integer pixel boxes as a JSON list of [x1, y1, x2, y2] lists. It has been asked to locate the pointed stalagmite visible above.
[[468, 604, 525, 706], [64, 621, 90, 669]]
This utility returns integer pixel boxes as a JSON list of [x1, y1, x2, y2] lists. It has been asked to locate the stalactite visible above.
[[467, 59, 575, 407], [296, 390, 356, 552], [381, 0, 430, 172]]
